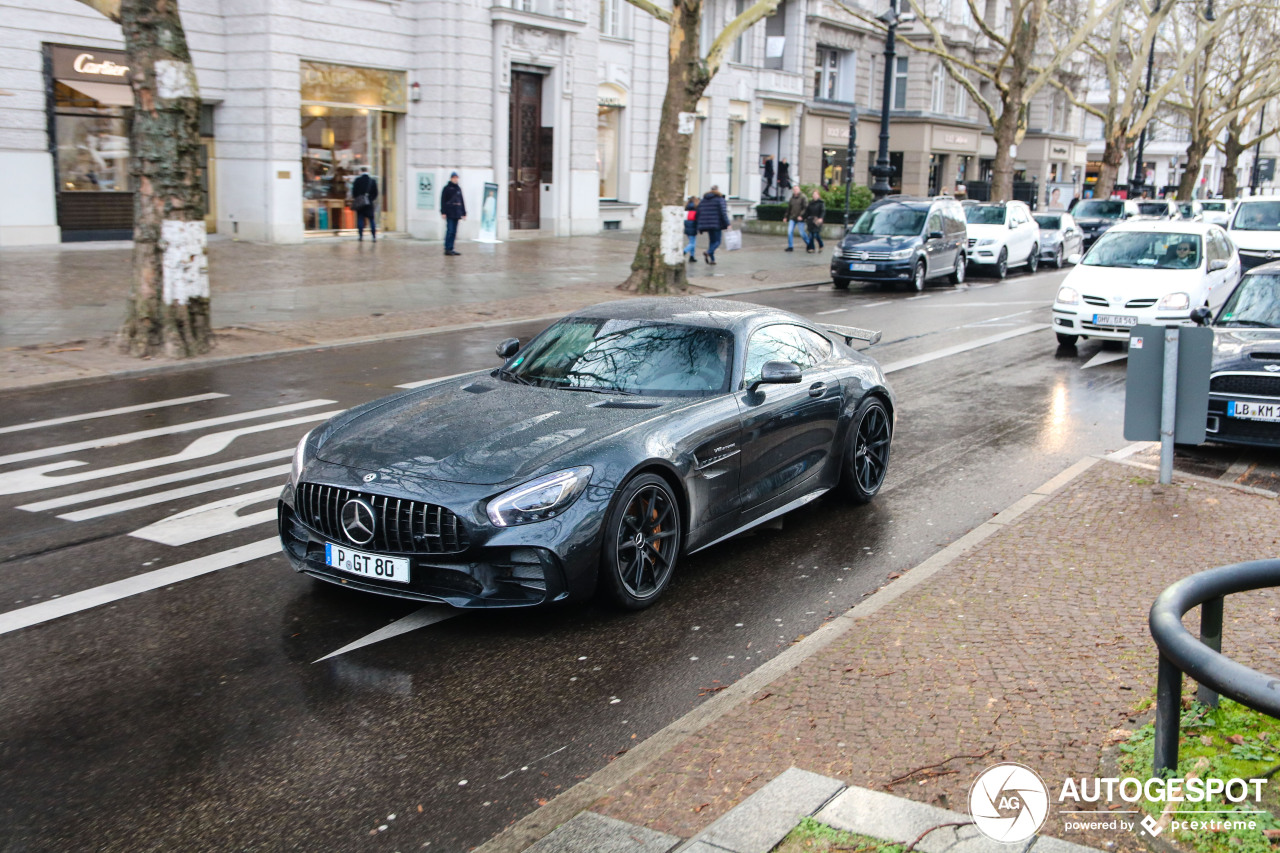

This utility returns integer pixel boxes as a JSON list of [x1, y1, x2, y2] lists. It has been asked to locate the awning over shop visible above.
[[760, 102, 792, 127], [57, 79, 132, 107]]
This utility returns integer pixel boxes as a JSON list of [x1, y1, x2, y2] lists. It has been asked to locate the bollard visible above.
[[1197, 596, 1223, 708], [1154, 652, 1182, 776], [1159, 325, 1179, 485]]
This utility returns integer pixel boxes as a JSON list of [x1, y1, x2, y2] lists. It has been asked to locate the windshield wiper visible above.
[[558, 384, 639, 396], [494, 367, 536, 386]]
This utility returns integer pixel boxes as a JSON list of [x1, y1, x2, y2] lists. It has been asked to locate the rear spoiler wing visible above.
[[821, 324, 882, 346]]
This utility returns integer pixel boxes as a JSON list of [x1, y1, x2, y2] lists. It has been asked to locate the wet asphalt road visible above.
[[1, 268, 1276, 852]]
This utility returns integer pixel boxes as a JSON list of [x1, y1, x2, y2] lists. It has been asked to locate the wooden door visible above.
[[509, 72, 542, 230]]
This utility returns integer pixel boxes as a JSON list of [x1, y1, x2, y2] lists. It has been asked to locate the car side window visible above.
[[926, 211, 943, 235], [744, 324, 821, 387]]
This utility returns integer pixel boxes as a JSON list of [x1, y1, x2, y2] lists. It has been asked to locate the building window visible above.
[[931, 66, 945, 113], [954, 78, 967, 117], [814, 47, 854, 102], [764, 1, 786, 70], [728, 119, 744, 197], [597, 105, 621, 199], [732, 0, 749, 63], [892, 56, 908, 110], [600, 0, 629, 38]]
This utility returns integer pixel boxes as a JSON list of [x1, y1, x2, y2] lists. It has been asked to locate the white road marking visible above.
[[395, 370, 481, 389], [882, 324, 1049, 374], [0, 393, 229, 435], [129, 488, 280, 546], [496, 745, 569, 781], [314, 605, 459, 662], [905, 294, 934, 301], [860, 300, 892, 309], [18, 449, 293, 512], [1082, 350, 1128, 369], [0, 412, 338, 496], [0, 538, 280, 636], [58, 465, 291, 521], [0, 399, 336, 466], [815, 308, 849, 316]]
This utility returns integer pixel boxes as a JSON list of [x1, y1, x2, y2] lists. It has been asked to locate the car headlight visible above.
[[486, 466, 593, 527], [889, 248, 914, 260], [290, 429, 314, 486], [978, 238, 998, 246], [1158, 292, 1190, 310], [1056, 285, 1079, 305]]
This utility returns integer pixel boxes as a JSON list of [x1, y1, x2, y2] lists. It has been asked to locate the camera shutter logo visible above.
[[968, 763, 1049, 842]]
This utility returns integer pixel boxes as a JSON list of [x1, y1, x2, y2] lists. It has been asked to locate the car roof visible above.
[[1102, 220, 1224, 236], [868, 196, 936, 210], [562, 297, 809, 334]]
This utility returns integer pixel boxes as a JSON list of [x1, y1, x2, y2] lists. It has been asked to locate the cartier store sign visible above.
[[51, 45, 131, 83]]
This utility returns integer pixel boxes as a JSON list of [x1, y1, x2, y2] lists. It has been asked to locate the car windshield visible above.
[[1074, 201, 1125, 219], [1217, 274, 1280, 328], [965, 205, 1007, 225], [1082, 231, 1203, 269], [1202, 202, 1228, 212], [848, 206, 927, 236], [1034, 215, 1061, 229], [1137, 202, 1170, 216], [505, 319, 733, 396], [1231, 201, 1280, 231]]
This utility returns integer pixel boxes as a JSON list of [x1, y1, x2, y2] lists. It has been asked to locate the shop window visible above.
[[892, 56, 909, 110], [54, 82, 131, 193], [598, 105, 622, 199]]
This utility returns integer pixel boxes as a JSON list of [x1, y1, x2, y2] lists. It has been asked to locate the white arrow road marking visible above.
[[129, 488, 280, 546], [395, 370, 480, 390], [0, 399, 336, 466], [0, 538, 280, 636], [0, 393, 229, 435], [1082, 350, 1129, 369], [0, 411, 339, 496], [58, 465, 291, 521], [18, 449, 293, 512], [882, 324, 1049, 373], [314, 605, 459, 662]]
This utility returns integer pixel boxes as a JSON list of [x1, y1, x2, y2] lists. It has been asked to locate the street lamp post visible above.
[[1250, 103, 1266, 196], [844, 106, 858, 229], [870, 0, 901, 200]]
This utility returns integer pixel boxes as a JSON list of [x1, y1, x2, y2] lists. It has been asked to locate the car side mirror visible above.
[[496, 337, 521, 359], [748, 360, 802, 393], [1208, 259, 1228, 272], [1067, 253, 1083, 265], [1189, 306, 1213, 326], [928, 230, 944, 240]]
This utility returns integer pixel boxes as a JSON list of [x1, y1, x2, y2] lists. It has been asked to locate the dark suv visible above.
[[830, 196, 968, 291], [1070, 198, 1140, 249]]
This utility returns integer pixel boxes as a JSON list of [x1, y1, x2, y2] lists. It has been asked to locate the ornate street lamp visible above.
[[843, 105, 858, 228], [871, 0, 914, 199]]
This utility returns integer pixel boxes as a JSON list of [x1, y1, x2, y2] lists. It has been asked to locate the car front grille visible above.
[[1082, 295, 1109, 307], [967, 238, 976, 249], [295, 482, 469, 554], [1209, 374, 1280, 399], [840, 249, 893, 260], [1080, 295, 1157, 309]]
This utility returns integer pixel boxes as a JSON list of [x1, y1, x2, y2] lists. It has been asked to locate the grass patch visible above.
[[1114, 698, 1280, 852], [772, 817, 906, 853]]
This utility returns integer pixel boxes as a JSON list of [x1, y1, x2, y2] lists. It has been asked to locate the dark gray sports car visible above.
[[278, 298, 894, 610], [1204, 261, 1280, 447]]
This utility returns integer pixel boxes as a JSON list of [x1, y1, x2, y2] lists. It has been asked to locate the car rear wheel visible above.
[[832, 276, 850, 290], [995, 248, 1008, 280], [1026, 245, 1039, 274], [910, 260, 926, 292], [1056, 332, 1078, 347], [840, 397, 892, 504], [949, 254, 966, 285], [600, 473, 682, 610]]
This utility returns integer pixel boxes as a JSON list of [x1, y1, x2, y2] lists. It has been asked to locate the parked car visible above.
[[1178, 201, 1204, 221], [1050, 220, 1241, 347], [1200, 199, 1234, 227], [1033, 211, 1083, 268], [1201, 260, 1280, 447], [1227, 197, 1280, 270], [964, 200, 1039, 278], [278, 298, 895, 610], [1071, 198, 1140, 248], [830, 196, 968, 291], [1134, 199, 1180, 220]]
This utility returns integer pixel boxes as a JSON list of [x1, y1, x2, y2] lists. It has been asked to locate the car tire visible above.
[[599, 473, 682, 610], [1054, 247, 1064, 269], [1027, 245, 1039, 274], [1056, 332, 1078, 347], [910, 260, 926, 292], [995, 248, 1008, 280], [839, 396, 892, 504], [949, 254, 966, 285], [832, 276, 850, 290]]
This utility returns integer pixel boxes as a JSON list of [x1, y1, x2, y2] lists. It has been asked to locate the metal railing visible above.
[[1148, 559, 1280, 774]]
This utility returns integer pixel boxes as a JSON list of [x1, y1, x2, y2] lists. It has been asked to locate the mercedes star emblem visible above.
[[340, 498, 376, 545], [363, 473, 377, 482]]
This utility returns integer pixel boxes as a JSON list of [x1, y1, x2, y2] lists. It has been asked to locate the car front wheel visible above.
[[840, 397, 892, 503], [599, 473, 682, 610], [1056, 332, 1079, 347], [1026, 245, 1039, 274], [995, 248, 1008, 280], [832, 276, 850, 290], [1054, 247, 1064, 268], [949, 254, 966, 285], [910, 260, 926, 292]]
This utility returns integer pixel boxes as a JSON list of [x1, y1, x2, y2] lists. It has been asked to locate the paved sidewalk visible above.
[[480, 455, 1280, 853], [0, 230, 830, 392]]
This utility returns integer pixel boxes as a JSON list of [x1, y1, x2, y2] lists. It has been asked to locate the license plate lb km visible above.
[[1228, 400, 1280, 422], [325, 542, 410, 583]]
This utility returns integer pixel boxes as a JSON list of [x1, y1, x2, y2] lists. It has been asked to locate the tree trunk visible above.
[[117, 0, 211, 358], [989, 104, 1020, 202], [622, 0, 709, 294], [1177, 138, 1210, 201], [1093, 128, 1127, 201], [1222, 121, 1244, 198]]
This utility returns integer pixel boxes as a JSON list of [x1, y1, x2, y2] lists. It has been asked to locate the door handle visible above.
[[808, 382, 826, 397]]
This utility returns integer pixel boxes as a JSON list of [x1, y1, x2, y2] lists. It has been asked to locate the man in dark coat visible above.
[[777, 158, 791, 193], [696, 186, 731, 264], [351, 166, 378, 242], [440, 171, 466, 256], [785, 184, 806, 251], [762, 156, 774, 198]]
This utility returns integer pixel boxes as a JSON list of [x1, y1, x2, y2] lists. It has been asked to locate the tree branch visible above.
[[74, 0, 122, 22], [623, 0, 672, 25], [706, 0, 781, 76]]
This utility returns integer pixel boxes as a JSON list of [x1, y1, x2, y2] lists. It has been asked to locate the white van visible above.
[[1227, 198, 1280, 270]]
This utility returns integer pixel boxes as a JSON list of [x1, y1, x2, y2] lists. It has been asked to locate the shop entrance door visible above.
[[509, 72, 542, 230]]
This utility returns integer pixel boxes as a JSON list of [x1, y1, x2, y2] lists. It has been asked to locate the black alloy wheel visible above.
[[1056, 332, 1079, 347], [911, 260, 927, 292], [996, 248, 1009, 280], [1027, 245, 1039, 274], [833, 276, 850, 290], [841, 397, 892, 503], [600, 473, 682, 609], [949, 253, 966, 285]]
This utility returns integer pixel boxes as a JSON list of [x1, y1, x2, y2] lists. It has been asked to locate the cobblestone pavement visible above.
[[586, 459, 1280, 851]]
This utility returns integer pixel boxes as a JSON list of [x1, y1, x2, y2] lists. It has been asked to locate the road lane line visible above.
[[815, 308, 849, 316], [0, 412, 338, 496], [395, 370, 481, 389], [0, 393, 229, 435], [314, 605, 459, 662], [881, 324, 1049, 374], [57, 465, 291, 521], [18, 449, 293, 512], [0, 538, 280, 636], [129, 488, 280, 546], [0, 399, 336, 466]]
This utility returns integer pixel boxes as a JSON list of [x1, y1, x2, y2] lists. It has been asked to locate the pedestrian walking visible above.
[[440, 171, 466, 256], [777, 158, 791, 193], [351, 166, 378, 242], [804, 189, 826, 253], [697, 185, 730, 265], [684, 196, 700, 262], [762, 156, 774, 199], [785, 185, 807, 252]]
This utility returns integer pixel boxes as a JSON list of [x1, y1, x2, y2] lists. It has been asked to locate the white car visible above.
[[1051, 221, 1241, 347], [1227, 197, 1280, 271], [965, 200, 1039, 278], [1200, 199, 1234, 228]]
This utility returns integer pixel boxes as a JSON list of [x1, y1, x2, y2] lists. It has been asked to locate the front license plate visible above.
[[849, 263, 877, 273], [325, 542, 410, 583], [1093, 313, 1138, 327], [1228, 400, 1280, 422]]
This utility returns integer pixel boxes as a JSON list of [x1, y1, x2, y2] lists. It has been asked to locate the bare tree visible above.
[[76, 0, 210, 358], [620, 0, 781, 294], [1221, 96, 1280, 197]]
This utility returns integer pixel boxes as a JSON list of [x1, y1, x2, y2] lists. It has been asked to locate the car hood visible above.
[[839, 233, 919, 250], [1062, 264, 1204, 297], [966, 223, 1009, 240], [1210, 328, 1280, 372], [314, 377, 679, 486]]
